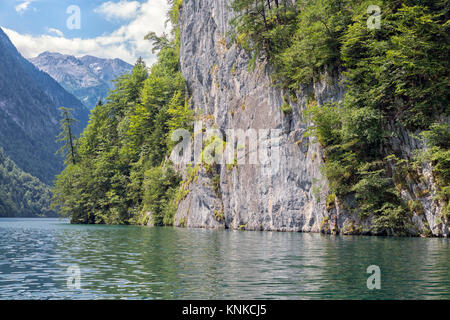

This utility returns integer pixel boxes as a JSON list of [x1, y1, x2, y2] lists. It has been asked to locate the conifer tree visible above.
[[57, 107, 77, 165]]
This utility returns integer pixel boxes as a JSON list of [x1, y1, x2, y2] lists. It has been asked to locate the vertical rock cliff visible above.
[[174, 0, 449, 237]]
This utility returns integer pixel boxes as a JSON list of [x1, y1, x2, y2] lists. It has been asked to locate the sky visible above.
[[0, 0, 170, 65]]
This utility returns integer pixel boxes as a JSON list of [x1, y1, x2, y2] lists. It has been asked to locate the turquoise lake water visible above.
[[0, 218, 448, 299]]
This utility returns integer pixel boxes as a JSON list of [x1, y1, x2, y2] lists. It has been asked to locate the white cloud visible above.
[[15, 1, 32, 14], [4, 0, 170, 66], [94, 1, 141, 21], [46, 28, 64, 37]]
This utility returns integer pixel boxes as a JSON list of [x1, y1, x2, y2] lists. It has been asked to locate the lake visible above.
[[0, 218, 448, 299]]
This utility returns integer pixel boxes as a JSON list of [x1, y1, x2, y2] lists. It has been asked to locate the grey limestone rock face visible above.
[[386, 122, 449, 237], [174, 0, 449, 237]]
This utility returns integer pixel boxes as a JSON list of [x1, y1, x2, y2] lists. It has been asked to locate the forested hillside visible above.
[[0, 148, 53, 217], [52, 1, 192, 224], [0, 27, 89, 185], [0, 27, 90, 217]]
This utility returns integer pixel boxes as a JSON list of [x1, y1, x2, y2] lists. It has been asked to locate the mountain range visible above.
[[0, 27, 90, 216], [30, 52, 133, 109]]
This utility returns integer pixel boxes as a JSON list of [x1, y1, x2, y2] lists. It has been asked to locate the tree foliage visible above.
[[57, 107, 78, 165], [232, 0, 450, 234], [52, 3, 193, 225], [0, 148, 53, 217]]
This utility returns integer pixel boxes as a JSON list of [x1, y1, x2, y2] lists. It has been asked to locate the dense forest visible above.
[[0, 148, 53, 217], [53, 0, 449, 232]]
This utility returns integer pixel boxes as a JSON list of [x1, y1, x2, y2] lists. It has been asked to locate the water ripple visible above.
[[0, 218, 449, 299]]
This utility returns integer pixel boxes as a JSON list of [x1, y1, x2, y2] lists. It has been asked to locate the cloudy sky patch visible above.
[[15, 1, 32, 14], [46, 27, 64, 37], [94, 0, 141, 21], [1, 0, 169, 65]]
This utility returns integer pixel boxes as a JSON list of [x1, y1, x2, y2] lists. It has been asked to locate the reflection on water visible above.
[[0, 218, 448, 299]]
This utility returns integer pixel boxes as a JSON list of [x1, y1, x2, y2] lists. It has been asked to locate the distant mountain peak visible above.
[[30, 52, 133, 109]]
